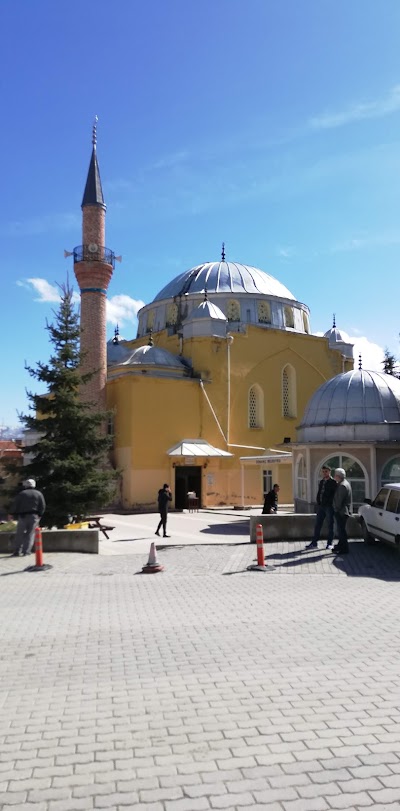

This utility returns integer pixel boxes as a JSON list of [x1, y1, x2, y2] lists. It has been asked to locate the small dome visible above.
[[107, 336, 130, 365], [153, 261, 296, 302], [185, 299, 227, 322], [324, 326, 351, 344], [300, 370, 400, 428], [123, 344, 186, 369]]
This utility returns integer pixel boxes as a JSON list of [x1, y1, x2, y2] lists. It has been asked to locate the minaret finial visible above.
[[221, 242, 226, 262], [358, 353, 362, 370], [148, 328, 154, 346], [92, 115, 98, 147], [332, 313, 336, 328]]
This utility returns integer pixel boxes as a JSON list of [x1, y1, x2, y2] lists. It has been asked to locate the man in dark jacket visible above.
[[9, 479, 46, 557], [262, 484, 280, 514], [155, 483, 172, 538], [304, 465, 337, 550]]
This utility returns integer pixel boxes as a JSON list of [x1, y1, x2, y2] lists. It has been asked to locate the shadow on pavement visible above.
[[331, 541, 400, 581], [200, 520, 249, 536]]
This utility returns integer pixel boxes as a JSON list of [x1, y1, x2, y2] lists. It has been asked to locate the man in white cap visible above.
[[8, 479, 46, 557], [332, 468, 352, 555]]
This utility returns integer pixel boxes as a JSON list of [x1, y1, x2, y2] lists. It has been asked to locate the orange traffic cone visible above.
[[142, 542, 164, 574], [247, 523, 275, 572]]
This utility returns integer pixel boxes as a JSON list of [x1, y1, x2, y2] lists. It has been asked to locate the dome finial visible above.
[[358, 353, 362, 371], [332, 313, 336, 328], [112, 324, 120, 345], [148, 328, 154, 347], [204, 286, 208, 302], [221, 242, 226, 262], [92, 115, 98, 147]]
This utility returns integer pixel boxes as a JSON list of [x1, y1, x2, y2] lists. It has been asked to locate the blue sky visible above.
[[1, 0, 400, 427]]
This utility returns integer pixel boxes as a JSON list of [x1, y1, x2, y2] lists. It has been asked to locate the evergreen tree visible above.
[[11, 282, 117, 527], [383, 347, 400, 377]]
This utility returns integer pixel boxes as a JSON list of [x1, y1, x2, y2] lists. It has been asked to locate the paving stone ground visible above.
[[1, 521, 400, 810]]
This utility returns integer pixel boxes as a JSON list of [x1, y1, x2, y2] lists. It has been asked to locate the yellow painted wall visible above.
[[107, 326, 352, 509]]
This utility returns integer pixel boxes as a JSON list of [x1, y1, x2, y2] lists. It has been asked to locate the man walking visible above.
[[262, 484, 280, 514], [155, 483, 172, 538], [9, 479, 46, 557], [304, 464, 337, 550], [332, 468, 352, 555]]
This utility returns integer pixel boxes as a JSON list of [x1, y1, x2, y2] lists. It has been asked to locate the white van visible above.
[[358, 483, 400, 547]]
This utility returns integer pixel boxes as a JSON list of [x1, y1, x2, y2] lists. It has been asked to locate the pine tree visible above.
[[12, 282, 118, 527], [383, 347, 400, 377]]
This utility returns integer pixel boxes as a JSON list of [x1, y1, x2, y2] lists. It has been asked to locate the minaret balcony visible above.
[[73, 244, 115, 268]]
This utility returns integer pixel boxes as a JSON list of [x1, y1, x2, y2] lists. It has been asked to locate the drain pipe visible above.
[[199, 380, 227, 443]]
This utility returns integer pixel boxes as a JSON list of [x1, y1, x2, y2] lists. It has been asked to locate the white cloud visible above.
[[310, 84, 400, 130], [351, 336, 385, 372], [276, 246, 294, 259], [17, 278, 144, 328], [106, 294, 145, 326], [17, 278, 62, 302]]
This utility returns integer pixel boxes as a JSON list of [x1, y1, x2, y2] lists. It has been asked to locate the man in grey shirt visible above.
[[332, 468, 352, 555], [9, 479, 46, 557]]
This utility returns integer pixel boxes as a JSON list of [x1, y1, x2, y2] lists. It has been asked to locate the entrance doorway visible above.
[[175, 466, 202, 509]]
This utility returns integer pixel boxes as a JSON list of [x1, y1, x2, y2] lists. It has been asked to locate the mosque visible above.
[[68, 128, 400, 512]]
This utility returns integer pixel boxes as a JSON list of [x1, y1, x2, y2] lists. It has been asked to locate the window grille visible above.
[[166, 303, 178, 326], [282, 369, 290, 417], [227, 300, 240, 321], [249, 387, 257, 428], [257, 301, 271, 324]]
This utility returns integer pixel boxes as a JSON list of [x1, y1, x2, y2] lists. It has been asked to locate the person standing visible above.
[[305, 465, 337, 550], [262, 484, 280, 514], [332, 468, 352, 555], [155, 483, 172, 538], [8, 479, 46, 557]]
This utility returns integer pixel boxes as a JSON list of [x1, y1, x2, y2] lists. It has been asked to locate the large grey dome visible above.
[[298, 370, 400, 443], [153, 261, 295, 302]]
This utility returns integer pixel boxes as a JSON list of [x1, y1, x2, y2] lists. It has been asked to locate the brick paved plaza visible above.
[[1, 511, 400, 810]]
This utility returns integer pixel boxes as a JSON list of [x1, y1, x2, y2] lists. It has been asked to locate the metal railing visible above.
[[73, 245, 115, 268]]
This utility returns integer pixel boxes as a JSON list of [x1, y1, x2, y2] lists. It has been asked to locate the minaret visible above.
[[73, 119, 115, 410]]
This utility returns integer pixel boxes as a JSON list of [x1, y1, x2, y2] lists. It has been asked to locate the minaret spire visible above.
[[82, 116, 105, 210]]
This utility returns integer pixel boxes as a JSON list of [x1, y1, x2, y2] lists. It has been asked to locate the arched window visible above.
[[166, 302, 178, 327], [227, 299, 241, 322], [284, 305, 294, 328], [381, 457, 400, 486], [146, 309, 155, 333], [296, 455, 307, 500], [282, 364, 297, 418], [321, 454, 367, 510], [257, 301, 271, 324], [302, 312, 310, 334], [248, 384, 264, 429]]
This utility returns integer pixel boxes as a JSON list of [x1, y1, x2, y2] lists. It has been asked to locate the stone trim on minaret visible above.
[[72, 120, 115, 410]]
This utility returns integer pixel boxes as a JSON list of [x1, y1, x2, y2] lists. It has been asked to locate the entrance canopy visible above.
[[167, 439, 233, 457]]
